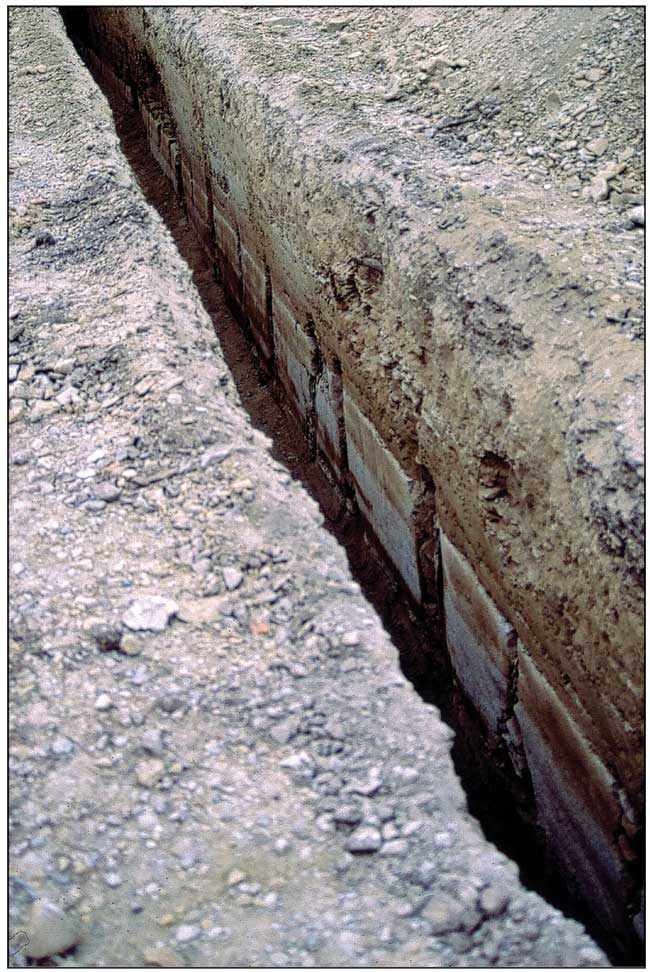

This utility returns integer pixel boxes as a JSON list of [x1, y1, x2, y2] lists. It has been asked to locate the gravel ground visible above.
[[9, 8, 615, 969], [234, 6, 644, 209], [68, 10, 644, 958]]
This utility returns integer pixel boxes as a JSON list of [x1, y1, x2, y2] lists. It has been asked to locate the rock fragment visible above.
[[122, 595, 178, 632], [91, 622, 123, 651], [222, 567, 244, 591], [136, 758, 165, 788], [227, 868, 247, 887], [345, 826, 382, 853], [143, 944, 184, 966], [25, 899, 81, 959], [586, 136, 609, 157], [50, 736, 75, 756], [421, 893, 469, 934], [270, 716, 300, 745], [177, 596, 226, 623], [628, 204, 645, 227], [94, 481, 122, 502], [119, 633, 142, 655], [141, 727, 165, 757], [586, 176, 609, 202], [479, 885, 510, 916]]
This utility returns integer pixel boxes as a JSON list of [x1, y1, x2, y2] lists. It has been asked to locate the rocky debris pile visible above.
[[8, 8, 610, 968]]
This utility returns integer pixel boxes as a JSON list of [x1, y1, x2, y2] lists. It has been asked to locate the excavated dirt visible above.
[[62, 5, 644, 956], [9, 5, 644, 967], [95, 50, 558, 936], [73, 3, 644, 794]]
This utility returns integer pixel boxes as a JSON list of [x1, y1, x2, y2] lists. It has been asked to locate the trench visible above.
[[62, 17, 634, 965]]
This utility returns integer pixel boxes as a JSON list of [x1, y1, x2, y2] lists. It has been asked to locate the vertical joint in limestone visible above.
[[235, 223, 243, 309], [202, 151, 215, 253], [496, 649, 531, 780], [413, 466, 439, 609], [304, 314, 321, 460], [334, 358, 352, 493], [175, 149, 184, 206], [265, 262, 273, 337], [611, 779, 644, 930]]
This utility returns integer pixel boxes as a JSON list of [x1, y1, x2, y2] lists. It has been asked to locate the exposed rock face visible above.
[[37, 5, 646, 954]]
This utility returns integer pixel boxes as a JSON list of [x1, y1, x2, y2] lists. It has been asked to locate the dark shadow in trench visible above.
[[64, 23, 634, 966]]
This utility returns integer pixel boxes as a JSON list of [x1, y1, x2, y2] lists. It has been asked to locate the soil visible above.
[[72, 8, 644, 950], [9, 6, 643, 968]]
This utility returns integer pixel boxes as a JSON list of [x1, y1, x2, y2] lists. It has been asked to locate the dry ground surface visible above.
[[9, 5, 644, 969], [70, 4, 645, 954]]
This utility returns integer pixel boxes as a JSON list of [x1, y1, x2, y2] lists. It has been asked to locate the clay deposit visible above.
[[9, 5, 643, 965]]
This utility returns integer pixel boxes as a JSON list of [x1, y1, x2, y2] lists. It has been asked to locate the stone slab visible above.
[[440, 530, 518, 737], [272, 292, 316, 423], [513, 648, 625, 939], [344, 389, 423, 602]]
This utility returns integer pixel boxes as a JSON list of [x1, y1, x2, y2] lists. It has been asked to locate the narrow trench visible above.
[[69, 30, 625, 965]]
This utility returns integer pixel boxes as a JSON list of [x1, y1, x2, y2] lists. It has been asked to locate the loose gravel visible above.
[[8, 9, 613, 968]]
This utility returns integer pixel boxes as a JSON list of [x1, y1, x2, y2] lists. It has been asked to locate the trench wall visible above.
[[70, 7, 644, 951]]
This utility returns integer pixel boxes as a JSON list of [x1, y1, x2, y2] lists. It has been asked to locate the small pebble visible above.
[[227, 868, 247, 887], [119, 633, 142, 655], [51, 736, 74, 756], [273, 837, 291, 855], [94, 482, 122, 502], [345, 826, 382, 854], [135, 758, 165, 788], [628, 204, 645, 227], [143, 944, 184, 966], [380, 838, 409, 857], [479, 885, 510, 917], [223, 567, 244, 591], [141, 728, 165, 757]]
